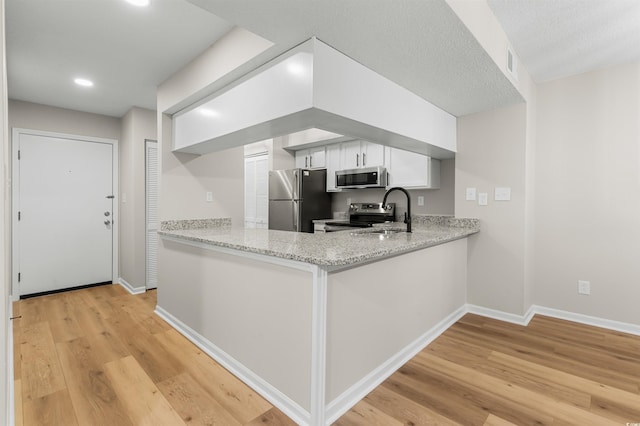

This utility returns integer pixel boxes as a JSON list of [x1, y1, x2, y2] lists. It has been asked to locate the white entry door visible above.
[[14, 130, 117, 297]]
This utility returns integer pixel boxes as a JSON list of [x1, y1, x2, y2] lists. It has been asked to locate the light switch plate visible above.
[[495, 187, 511, 201], [417, 196, 424, 206], [122, 193, 127, 203], [206, 191, 213, 202], [478, 193, 488, 206], [466, 187, 477, 201]]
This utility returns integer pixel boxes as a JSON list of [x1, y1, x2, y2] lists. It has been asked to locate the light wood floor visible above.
[[13, 285, 640, 425]]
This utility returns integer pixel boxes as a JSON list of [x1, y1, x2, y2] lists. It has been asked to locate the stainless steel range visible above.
[[323, 203, 395, 232]]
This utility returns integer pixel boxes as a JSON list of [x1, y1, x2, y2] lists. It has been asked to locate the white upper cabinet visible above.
[[339, 140, 384, 169], [325, 144, 341, 191], [385, 147, 440, 189], [295, 146, 326, 169]]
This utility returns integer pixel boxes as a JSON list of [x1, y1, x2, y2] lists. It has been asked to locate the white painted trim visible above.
[[324, 304, 467, 424], [310, 267, 327, 426], [532, 305, 640, 337], [154, 305, 311, 426], [117, 278, 146, 295], [11, 128, 119, 299], [466, 303, 535, 326], [7, 299, 14, 426]]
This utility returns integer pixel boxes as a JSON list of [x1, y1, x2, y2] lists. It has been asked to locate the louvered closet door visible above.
[[146, 140, 158, 290]]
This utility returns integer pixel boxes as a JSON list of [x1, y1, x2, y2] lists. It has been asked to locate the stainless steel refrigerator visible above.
[[269, 168, 331, 233]]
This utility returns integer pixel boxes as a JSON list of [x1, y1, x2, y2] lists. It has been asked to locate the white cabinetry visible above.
[[295, 146, 326, 169], [339, 140, 384, 169], [325, 144, 341, 191], [385, 147, 440, 189]]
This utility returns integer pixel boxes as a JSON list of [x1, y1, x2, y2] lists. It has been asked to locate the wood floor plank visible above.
[[483, 414, 519, 426], [245, 407, 299, 426], [363, 384, 463, 426], [333, 399, 404, 426], [56, 337, 134, 426], [154, 328, 272, 424], [106, 309, 183, 383], [14, 379, 23, 426], [19, 321, 67, 401], [156, 371, 242, 426], [23, 388, 79, 426], [104, 355, 185, 426], [421, 353, 620, 425]]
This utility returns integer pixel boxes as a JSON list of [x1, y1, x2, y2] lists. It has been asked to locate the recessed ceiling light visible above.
[[125, 0, 150, 6], [74, 78, 94, 87]]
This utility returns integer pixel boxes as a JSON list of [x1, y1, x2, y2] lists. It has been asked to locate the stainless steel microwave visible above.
[[335, 166, 387, 189]]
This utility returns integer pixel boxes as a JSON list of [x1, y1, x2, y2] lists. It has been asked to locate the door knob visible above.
[[104, 220, 111, 225], [104, 211, 110, 216]]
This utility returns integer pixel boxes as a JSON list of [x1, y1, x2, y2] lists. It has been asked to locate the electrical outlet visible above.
[[206, 191, 213, 202], [347, 197, 352, 206], [466, 187, 477, 201], [578, 280, 590, 295], [478, 192, 488, 206], [417, 196, 424, 206]]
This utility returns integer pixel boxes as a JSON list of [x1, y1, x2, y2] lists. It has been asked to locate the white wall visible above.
[[120, 107, 156, 289], [8, 100, 121, 140], [455, 103, 528, 315], [157, 28, 273, 225], [533, 62, 640, 324]]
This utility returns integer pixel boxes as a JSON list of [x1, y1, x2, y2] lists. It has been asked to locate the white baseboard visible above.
[[117, 278, 146, 295], [154, 305, 310, 426], [532, 305, 640, 337], [466, 303, 535, 326], [7, 299, 14, 426], [324, 305, 467, 424]]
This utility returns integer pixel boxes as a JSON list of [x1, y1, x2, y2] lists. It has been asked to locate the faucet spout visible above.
[[382, 187, 411, 233]]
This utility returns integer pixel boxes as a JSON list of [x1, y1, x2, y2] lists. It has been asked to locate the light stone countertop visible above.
[[158, 216, 479, 267]]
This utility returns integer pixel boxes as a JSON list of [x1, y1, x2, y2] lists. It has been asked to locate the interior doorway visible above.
[[12, 129, 119, 298], [244, 152, 269, 229]]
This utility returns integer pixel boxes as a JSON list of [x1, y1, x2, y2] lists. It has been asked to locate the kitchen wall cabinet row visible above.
[[294, 139, 440, 190]]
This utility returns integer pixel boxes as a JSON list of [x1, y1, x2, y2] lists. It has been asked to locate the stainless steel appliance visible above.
[[335, 166, 387, 189], [323, 202, 395, 232], [269, 168, 331, 233]]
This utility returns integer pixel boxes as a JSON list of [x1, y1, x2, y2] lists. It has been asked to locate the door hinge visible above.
[[18, 273, 21, 283], [18, 211, 21, 221]]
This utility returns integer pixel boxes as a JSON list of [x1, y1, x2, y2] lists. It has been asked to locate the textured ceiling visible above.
[[186, 0, 524, 117], [6, 0, 233, 117], [488, 0, 640, 82]]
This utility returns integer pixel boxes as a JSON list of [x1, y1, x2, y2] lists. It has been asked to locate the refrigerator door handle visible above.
[[293, 200, 298, 231]]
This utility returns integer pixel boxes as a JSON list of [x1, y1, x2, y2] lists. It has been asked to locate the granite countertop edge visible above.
[[158, 216, 479, 267]]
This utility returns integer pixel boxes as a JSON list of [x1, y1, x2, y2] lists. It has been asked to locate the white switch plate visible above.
[[478, 192, 488, 206], [417, 196, 424, 206], [466, 187, 477, 201], [206, 191, 213, 202], [495, 187, 511, 201], [122, 193, 127, 203], [578, 280, 590, 295]]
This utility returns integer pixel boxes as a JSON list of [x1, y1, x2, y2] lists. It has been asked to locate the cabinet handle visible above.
[[362, 152, 366, 166], [305, 156, 308, 168], [310, 156, 313, 168], [356, 153, 359, 167]]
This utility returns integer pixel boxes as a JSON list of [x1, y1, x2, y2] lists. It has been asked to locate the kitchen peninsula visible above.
[[156, 216, 478, 426]]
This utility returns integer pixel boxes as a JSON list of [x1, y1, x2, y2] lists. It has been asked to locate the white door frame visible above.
[[11, 128, 119, 300]]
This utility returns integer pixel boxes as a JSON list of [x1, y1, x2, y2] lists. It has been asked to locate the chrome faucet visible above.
[[382, 187, 411, 233]]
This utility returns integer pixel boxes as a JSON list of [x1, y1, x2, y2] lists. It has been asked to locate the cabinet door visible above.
[[340, 141, 362, 169], [325, 144, 341, 191], [386, 147, 440, 188], [295, 150, 309, 168], [308, 146, 326, 168], [361, 142, 385, 167]]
